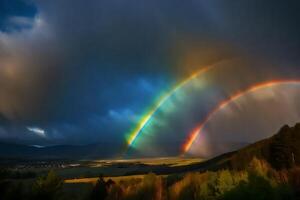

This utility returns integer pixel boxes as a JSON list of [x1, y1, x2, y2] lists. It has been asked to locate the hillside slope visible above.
[[210, 123, 300, 170]]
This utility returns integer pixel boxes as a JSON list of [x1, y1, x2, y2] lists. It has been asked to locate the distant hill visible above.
[[208, 123, 300, 170], [0, 142, 122, 160]]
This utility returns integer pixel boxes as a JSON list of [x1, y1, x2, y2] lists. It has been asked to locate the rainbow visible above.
[[182, 79, 300, 154], [126, 65, 215, 148]]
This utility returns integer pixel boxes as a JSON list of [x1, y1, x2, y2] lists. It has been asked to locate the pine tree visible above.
[[269, 125, 294, 169]]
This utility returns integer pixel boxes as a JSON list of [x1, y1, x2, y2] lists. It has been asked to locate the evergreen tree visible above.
[[270, 125, 294, 169], [90, 176, 108, 200]]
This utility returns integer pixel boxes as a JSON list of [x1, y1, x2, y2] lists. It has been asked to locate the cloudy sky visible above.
[[0, 0, 300, 157]]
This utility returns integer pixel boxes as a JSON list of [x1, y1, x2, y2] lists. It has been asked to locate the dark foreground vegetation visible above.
[[1, 157, 300, 200], [100, 158, 300, 200]]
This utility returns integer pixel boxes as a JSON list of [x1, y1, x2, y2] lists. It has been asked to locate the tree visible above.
[[90, 176, 108, 200], [221, 173, 276, 200], [270, 125, 294, 169], [31, 170, 63, 200]]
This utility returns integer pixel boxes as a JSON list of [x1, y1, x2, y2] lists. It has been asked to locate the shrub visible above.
[[122, 173, 164, 200], [31, 170, 63, 200], [169, 173, 198, 200], [216, 170, 235, 195], [90, 176, 108, 200], [247, 157, 271, 178], [221, 173, 276, 200], [106, 184, 124, 200], [195, 172, 218, 200]]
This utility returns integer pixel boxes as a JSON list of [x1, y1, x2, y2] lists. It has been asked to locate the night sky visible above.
[[0, 0, 300, 158]]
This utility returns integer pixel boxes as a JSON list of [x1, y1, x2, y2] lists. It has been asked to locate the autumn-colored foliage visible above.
[[1, 157, 300, 200], [86, 157, 299, 200]]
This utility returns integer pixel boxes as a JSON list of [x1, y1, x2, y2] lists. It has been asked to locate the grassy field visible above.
[[64, 174, 146, 184], [60, 157, 202, 185], [55, 157, 204, 179], [118, 157, 202, 167], [84, 157, 203, 167]]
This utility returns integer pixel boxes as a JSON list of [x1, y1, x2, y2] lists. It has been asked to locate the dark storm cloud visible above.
[[0, 0, 36, 31], [0, 0, 224, 133], [0, 0, 300, 156], [199, 0, 300, 65]]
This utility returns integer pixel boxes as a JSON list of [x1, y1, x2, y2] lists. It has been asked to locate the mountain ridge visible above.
[[207, 123, 300, 170]]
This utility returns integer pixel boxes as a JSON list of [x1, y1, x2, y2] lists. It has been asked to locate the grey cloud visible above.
[[0, 0, 299, 155]]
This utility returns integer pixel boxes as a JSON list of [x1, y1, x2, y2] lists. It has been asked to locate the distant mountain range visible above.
[[0, 142, 123, 160]]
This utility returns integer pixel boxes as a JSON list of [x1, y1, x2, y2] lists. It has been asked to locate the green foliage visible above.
[[221, 173, 295, 200], [124, 173, 164, 200], [168, 171, 244, 200], [31, 170, 63, 200], [195, 172, 218, 200], [221, 173, 275, 200], [215, 170, 235, 195]]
